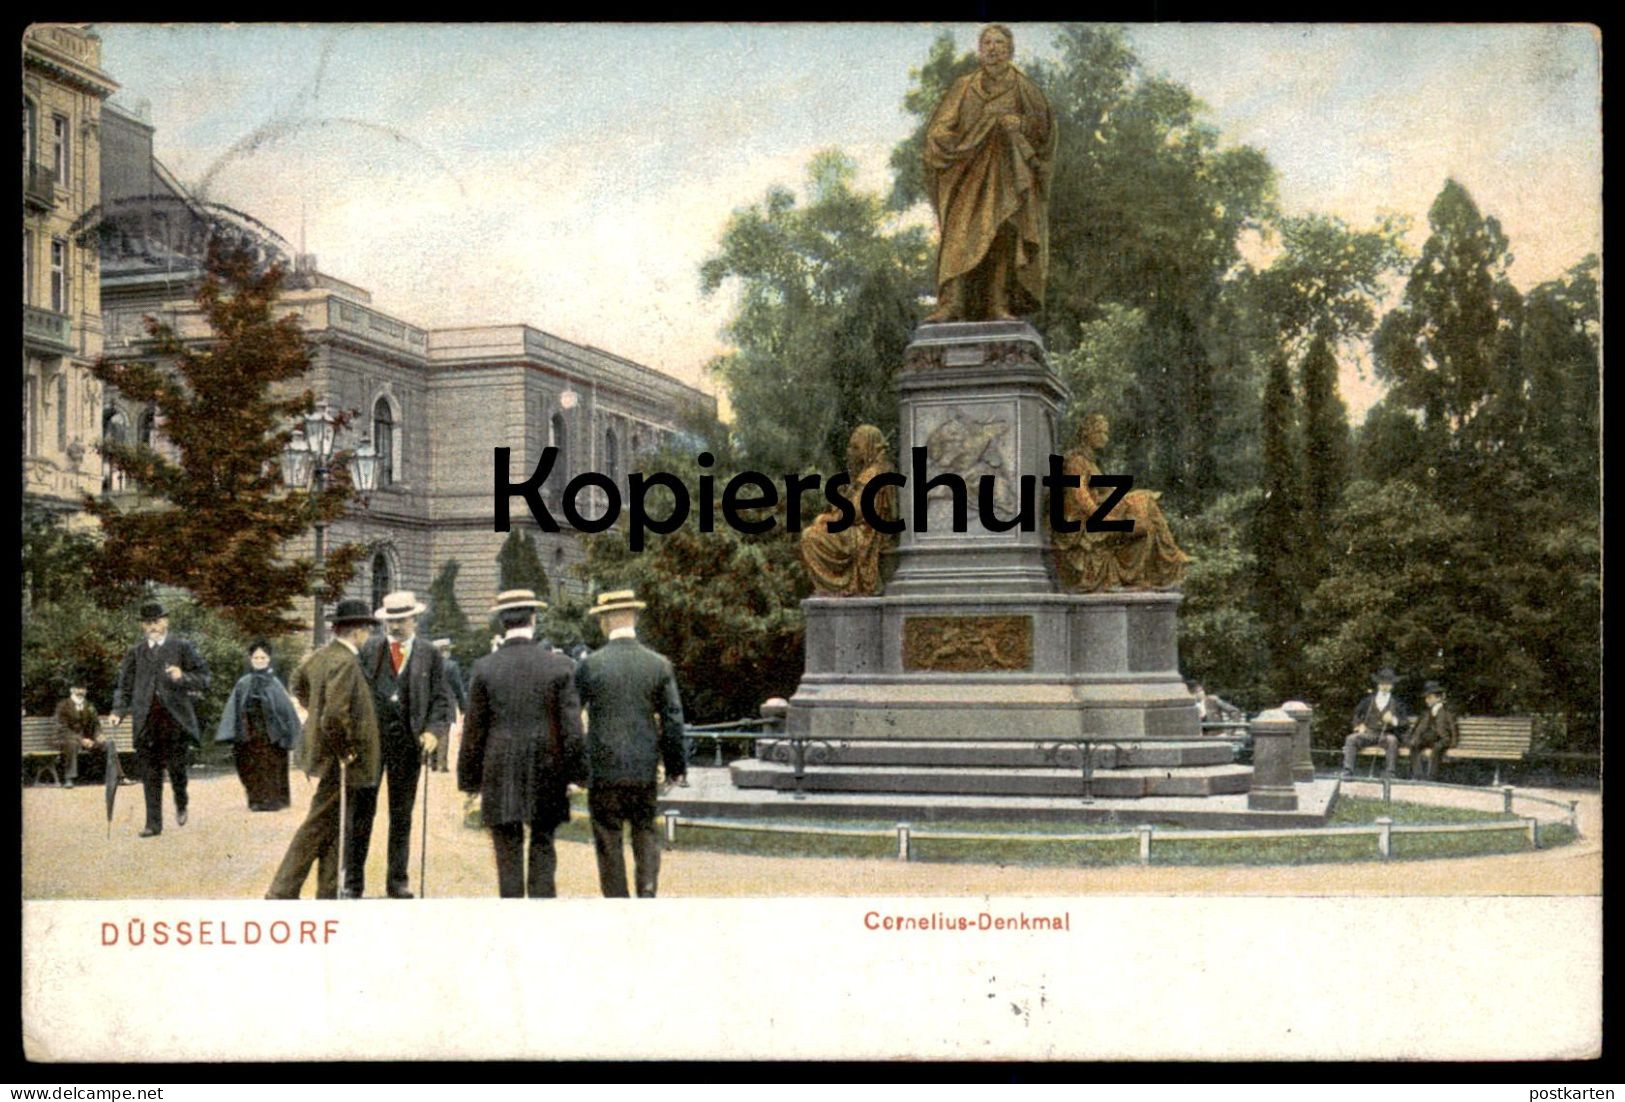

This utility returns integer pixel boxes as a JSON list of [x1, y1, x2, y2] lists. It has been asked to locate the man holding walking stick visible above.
[[348, 591, 451, 899], [266, 600, 382, 900]]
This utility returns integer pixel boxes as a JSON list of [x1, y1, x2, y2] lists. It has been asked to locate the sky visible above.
[[92, 22, 1601, 421]]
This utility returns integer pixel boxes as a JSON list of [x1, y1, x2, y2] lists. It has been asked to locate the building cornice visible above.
[[24, 38, 118, 99]]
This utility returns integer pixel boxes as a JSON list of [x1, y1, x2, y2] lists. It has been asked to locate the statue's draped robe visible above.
[[801, 460, 897, 598], [924, 65, 1055, 314], [1050, 450, 1190, 591]]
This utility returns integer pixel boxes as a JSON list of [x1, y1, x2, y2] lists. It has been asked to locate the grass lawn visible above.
[[643, 795, 1576, 868]]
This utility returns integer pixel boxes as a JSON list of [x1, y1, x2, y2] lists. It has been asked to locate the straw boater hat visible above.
[[374, 590, 427, 621], [490, 588, 548, 614], [587, 589, 646, 616], [431, 637, 453, 648], [329, 598, 379, 629]]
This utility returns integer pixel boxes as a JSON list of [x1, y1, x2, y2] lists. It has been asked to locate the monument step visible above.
[[729, 761, 1253, 799], [751, 738, 1237, 770]]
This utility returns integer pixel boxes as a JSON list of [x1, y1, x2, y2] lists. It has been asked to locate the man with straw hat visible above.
[[349, 590, 452, 899], [266, 599, 382, 899], [458, 589, 585, 897], [575, 589, 687, 898]]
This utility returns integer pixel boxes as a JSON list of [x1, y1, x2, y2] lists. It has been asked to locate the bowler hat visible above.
[[138, 600, 167, 621], [329, 598, 378, 629], [1371, 667, 1399, 685], [490, 588, 548, 614], [1422, 680, 1445, 697], [587, 589, 646, 616], [374, 590, 427, 621]]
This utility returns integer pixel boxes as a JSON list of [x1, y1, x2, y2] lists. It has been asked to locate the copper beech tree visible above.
[[85, 244, 367, 639]]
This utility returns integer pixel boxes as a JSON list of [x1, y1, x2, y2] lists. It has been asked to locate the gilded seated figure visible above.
[[800, 425, 897, 597], [1049, 414, 1190, 591]]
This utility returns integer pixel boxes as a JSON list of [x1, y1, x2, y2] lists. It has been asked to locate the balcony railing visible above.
[[22, 305, 72, 352], [23, 162, 57, 210]]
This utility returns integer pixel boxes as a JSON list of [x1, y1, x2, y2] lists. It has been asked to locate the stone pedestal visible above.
[[1282, 700, 1316, 783], [888, 320, 1067, 596], [1247, 709, 1300, 811]]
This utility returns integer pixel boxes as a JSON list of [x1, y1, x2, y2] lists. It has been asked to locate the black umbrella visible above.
[[104, 738, 122, 839]]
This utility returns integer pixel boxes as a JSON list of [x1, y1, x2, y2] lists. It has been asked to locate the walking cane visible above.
[[337, 757, 348, 898], [419, 742, 431, 899]]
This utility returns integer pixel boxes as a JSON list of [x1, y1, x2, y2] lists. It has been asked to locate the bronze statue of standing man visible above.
[[923, 24, 1056, 323]]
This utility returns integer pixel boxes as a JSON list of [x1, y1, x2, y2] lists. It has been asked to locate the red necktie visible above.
[[390, 641, 404, 674]]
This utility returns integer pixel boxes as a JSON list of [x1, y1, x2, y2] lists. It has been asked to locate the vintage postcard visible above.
[[20, 22, 1601, 1064]]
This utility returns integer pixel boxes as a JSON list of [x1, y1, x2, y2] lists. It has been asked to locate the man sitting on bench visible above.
[[55, 680, 104, 787], [1341, 667, 1411, 779], [1406, 680, 1458, 781]]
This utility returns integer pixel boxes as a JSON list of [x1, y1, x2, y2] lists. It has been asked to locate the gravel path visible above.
[[22, 766, 1600, 899]]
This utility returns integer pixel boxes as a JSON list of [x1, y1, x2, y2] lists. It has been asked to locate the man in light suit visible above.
[[109, 600, 210, 836], [266, 599, 384, 900], [574, 590, 687, 898], [348, 590, 452, 899], [458, 589, 586, 898]]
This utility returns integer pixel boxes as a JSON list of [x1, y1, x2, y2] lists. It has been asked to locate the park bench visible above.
[[20, 716, 137, 786], [1360, 715, 1535, 785]]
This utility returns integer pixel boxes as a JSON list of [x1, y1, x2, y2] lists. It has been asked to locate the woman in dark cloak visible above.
[[214, 640, 302, 811]]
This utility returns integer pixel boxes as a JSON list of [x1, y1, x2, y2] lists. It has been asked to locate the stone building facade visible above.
[[22, 26, 117, 523], [94, 105, 713, 625]]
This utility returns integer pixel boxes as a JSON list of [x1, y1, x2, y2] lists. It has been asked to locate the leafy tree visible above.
[[1252, 351, 1303, 697], [420, 558, 490, 668], [1173, 490, 1269, 710], [84, 245, 366, 638], [21, 593, 129, 716], [496, 529, 550, 595], [578, 442, 810, 723], [701, 149, 931, 474], [1298, 333, 1350, 525]]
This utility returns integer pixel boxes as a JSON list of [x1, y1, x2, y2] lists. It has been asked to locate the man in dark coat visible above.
[[574, 589, 686, 898], [1406, 681, 1460, 781], [54, 680, 103, 787], [1340, 667, 1412, 778], [267, 600, 385, 900], [347, 590, 452, 899], [109, 600, 210, 836], [431, 637, 467, 774], [458, 589, 586, 898]]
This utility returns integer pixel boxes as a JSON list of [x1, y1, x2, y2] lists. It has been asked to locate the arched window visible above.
[[136, 407, 156, 448], [372, 396, 396, 487], [102, 406, 128, 493], [604, 427, 619, 484], [549, 412, 569, 478], [370, 549, 394, 614], [23, 97, 37, 168]]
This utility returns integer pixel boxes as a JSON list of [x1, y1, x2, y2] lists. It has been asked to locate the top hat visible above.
[[1371, 667, 1399, 685], [431, 637, 453, 648], [1422, 680, 1445, 697], [587, 589, 647, 617], [329, 598, 379, 629], [374, 590, 427, 621], [490, 588, 548, 614], [138, 600, 167, 621]]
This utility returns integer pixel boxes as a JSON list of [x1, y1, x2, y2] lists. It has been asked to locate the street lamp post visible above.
[[281, 401, 379, 646]]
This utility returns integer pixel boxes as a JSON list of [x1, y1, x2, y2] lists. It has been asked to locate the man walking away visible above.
[[266, 600, 383, 899], [458, 590, 586, 897], [109, 600, 210, 837], [574, 590, 687, 898]]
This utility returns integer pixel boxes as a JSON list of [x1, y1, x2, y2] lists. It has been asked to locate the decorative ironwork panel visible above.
[[902, 615, 1033, 672]]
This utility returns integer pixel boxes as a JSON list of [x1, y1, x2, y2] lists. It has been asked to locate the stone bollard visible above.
[[1569, 800, 1580, 834], [1247, 709, 1299, 811], [1376, 816, 1394, 859], [663, 809, 680, 844], [1281, 700, 1316, 784], [1525, 816, 1541, 849], [1137, 824, 1153, 865], [896, 823, 912, 862], [1503, 786, 1516, 815]]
